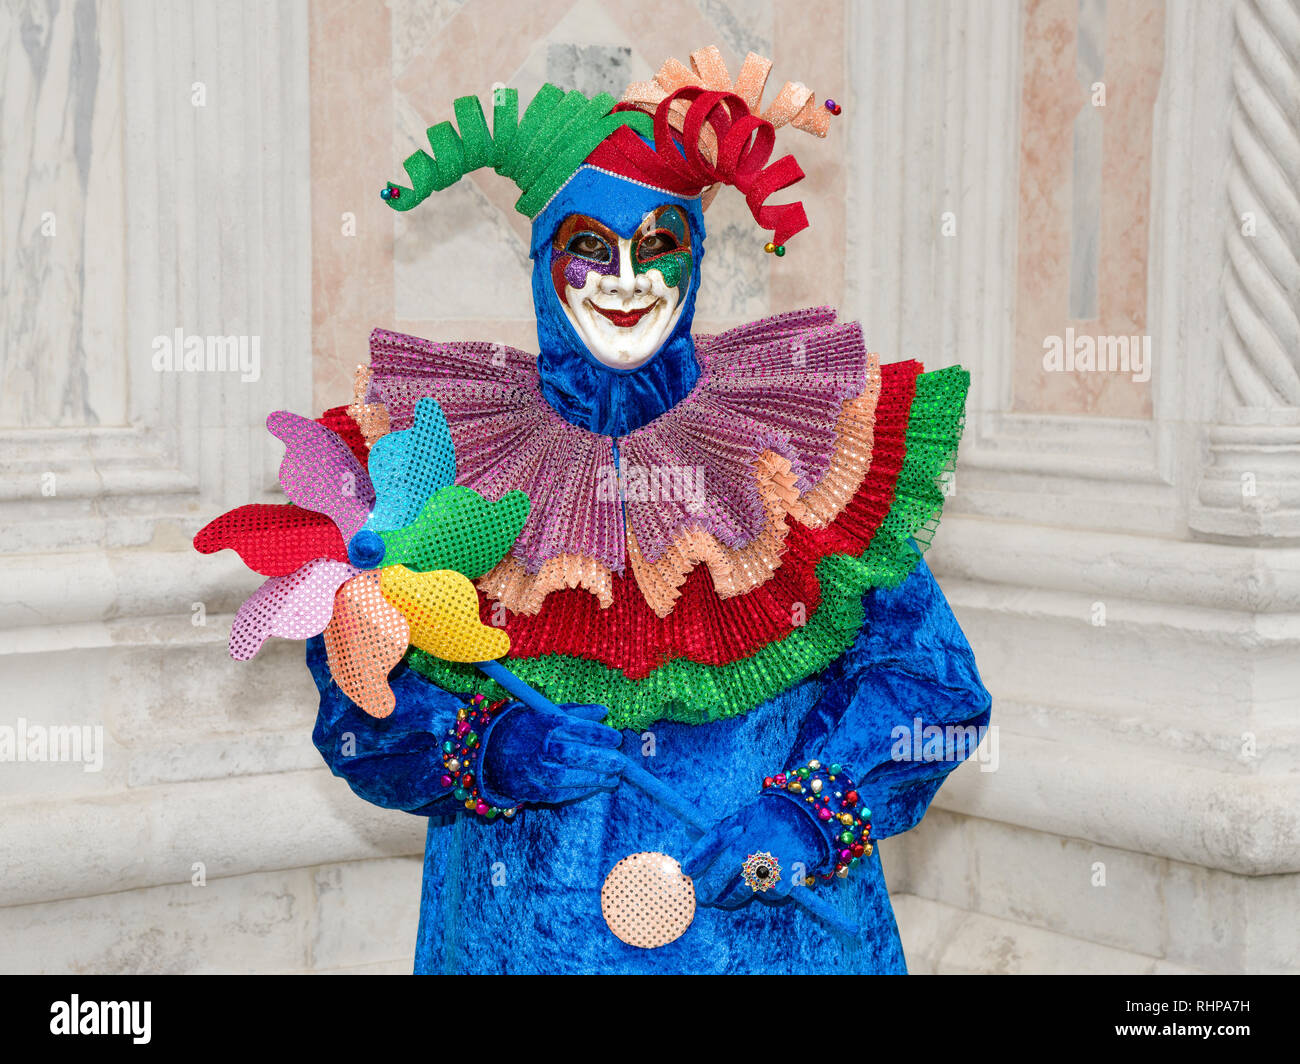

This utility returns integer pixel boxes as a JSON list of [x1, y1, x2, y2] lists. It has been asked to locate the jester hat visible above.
[[381, 46, 835, 251]]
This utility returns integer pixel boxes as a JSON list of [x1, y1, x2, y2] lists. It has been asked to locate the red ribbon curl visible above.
[[585, 87, 810, 247]]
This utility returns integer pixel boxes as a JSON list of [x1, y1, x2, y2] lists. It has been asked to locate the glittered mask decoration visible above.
[[550, 206, 693, 370]]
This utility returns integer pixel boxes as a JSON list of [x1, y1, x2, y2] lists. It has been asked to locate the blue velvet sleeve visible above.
[[306, 635, 468, 817], [789, 555, 992, 840]]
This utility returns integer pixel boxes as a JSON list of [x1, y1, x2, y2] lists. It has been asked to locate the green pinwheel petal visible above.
[[377, 485, 529, 578]]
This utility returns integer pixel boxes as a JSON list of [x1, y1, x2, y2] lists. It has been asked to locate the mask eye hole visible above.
[[636, 231, 679, 261], [566, 232, 613, 263]]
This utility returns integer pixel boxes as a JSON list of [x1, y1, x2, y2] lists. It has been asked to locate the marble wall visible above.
[[1, 0, 125, 429], [844, 0, 1299, 975]]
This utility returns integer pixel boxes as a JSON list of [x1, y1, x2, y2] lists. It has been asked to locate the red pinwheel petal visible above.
[[193, 503, 348, 576]]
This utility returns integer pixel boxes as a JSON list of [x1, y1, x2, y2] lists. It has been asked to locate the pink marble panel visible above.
[[1013, 0, 1164, 418]]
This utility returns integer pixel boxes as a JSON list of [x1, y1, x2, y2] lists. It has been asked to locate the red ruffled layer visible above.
[[317, 405, 371, 466], [481, 360, 922, 677]]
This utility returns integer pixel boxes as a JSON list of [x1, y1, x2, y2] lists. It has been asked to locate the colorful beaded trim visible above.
[[440, 695, 518, 821], [762, 759, 873, 884]]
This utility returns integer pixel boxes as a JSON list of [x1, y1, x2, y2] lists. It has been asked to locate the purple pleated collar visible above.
[[368, 307, 870, 575]]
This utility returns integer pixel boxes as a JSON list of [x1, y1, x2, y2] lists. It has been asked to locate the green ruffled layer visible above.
[[407, 367, 970, 729]]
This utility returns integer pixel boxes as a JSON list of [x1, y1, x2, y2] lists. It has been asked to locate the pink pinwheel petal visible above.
[[229, 558, 358, 660], [323, 571, 411, 718], [267, 410, 375, 541]]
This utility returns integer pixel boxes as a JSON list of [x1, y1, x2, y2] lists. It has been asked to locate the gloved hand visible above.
[[682, 793, 830, 909], [478, 700, 627, 807]]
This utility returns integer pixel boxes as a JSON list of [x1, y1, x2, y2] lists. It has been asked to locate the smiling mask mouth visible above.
[[588, 300, 658, 328]]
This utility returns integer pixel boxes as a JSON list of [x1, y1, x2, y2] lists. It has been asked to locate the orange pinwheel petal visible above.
[[324, 571, 411, 718]]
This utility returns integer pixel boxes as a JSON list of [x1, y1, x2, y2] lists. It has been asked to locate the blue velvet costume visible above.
[[308, 165, 991, 974]]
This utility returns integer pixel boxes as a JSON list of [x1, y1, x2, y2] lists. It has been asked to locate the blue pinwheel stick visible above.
[[475, 657, 860, 938]]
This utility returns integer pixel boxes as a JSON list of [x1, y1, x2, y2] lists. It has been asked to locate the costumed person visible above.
[[195, 46, 991, 974]]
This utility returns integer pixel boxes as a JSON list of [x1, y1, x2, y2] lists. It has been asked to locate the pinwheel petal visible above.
[[378, 565, 510, 663], [323, 572, 411, 719], [267, 410, 375, 541], [377, 485, 529, 578], [366, 396, 457, 532], [229, 558, 358, 660], [194, 503, 348, 576]]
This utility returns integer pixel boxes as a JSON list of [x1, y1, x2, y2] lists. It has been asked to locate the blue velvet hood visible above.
[[529, 166, 705, 437]]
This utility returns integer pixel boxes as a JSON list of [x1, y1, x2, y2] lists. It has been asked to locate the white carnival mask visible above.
[[549, 206, 695, 370]]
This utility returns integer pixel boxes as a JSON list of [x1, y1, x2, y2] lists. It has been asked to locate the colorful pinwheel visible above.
[[195, 397, 529, 718]]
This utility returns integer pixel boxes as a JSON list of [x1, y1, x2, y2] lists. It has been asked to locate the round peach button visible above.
[[601, 852, 696, 949]]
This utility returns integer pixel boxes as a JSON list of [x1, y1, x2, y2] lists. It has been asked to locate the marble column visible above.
[[1190, 0, 1300, 541]]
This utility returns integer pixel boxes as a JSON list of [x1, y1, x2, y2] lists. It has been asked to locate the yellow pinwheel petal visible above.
[[378, 564, 510, 663]]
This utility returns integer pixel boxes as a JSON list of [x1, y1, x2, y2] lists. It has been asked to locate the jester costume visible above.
[[197, 48, 990, 974]]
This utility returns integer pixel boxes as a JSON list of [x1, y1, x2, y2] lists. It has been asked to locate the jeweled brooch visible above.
[[742, 851, 781, 893]]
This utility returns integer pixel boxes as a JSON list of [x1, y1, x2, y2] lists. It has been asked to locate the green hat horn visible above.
[[383, 85, 654, 219]]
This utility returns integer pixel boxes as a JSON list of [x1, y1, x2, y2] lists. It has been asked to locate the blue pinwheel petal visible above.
[[366, 396, 457, 531]]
